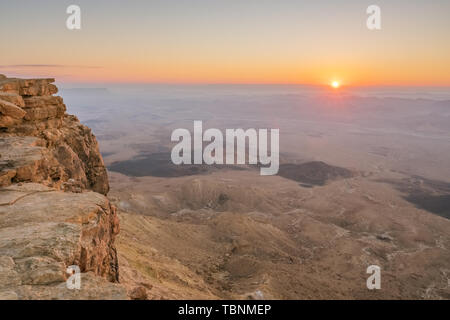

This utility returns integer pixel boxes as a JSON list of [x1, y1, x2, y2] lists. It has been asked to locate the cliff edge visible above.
[[0, 75, 126, 299]]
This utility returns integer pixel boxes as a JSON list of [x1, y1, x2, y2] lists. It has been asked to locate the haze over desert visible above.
[[0, 0, 449, 307]]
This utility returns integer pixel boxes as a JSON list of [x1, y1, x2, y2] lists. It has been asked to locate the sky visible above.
[[0, 0, 449, 86]]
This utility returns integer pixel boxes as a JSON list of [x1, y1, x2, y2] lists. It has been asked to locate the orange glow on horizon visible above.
[[3, 63, 450, 87], [1, 2, 449, 87]]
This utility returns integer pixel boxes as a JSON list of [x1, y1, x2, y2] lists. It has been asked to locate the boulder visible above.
[[129, 286, 148, 300]]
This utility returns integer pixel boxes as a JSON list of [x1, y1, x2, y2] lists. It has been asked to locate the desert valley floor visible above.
[[60, 85, 450, 299]]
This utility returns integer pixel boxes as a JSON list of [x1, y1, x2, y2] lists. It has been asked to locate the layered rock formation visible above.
[[0, 75, 126, 299], [0, 75, 108, 194]]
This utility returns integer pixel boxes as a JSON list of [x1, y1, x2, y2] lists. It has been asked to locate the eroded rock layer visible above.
[[0, 75, 125, 299], [0, 75, 109, 195]]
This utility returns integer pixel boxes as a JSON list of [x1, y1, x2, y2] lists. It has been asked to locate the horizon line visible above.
[[57, 81, 450, 89], [2, 72, 450, 89]]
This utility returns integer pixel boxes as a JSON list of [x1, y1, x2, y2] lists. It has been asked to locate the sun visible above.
[[331, 81, 340, 89]]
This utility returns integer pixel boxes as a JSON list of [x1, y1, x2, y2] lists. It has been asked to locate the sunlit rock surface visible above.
[[0, 75, 125, 299]]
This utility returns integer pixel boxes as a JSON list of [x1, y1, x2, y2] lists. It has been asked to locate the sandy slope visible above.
[[110, 169, 450, 299]]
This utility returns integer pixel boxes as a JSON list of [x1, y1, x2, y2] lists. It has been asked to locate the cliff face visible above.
[[0, 75, 125, 299], [0, 75, 109, 194]]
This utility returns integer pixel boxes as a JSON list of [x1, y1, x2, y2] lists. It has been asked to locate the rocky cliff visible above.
[[0, 75, 126, 299], [0, 74, 108, 194]]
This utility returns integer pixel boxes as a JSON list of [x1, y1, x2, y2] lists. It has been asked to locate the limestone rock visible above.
[[129, 286, 148, 300], [0, 92, 25, 107], [0, 75, 120, 299], [0, 136, 66, 188], [0, 99, 26, 119], [12, 272, 127, 300], [0, 183, 124, 299], [0, 75, 109, 195], [0, 77, 57, 96], [22, 96, 66, 121], [0, 116, 21, 128]]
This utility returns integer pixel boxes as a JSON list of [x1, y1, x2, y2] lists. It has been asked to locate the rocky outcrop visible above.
[[0, 183, 123, 299], [0, 75, 125, 299], [0, 75, 109, 195]]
